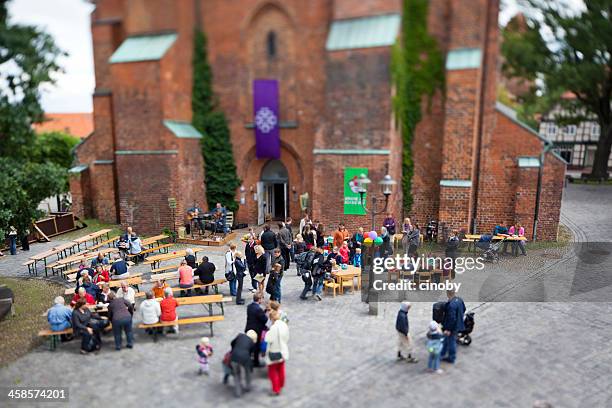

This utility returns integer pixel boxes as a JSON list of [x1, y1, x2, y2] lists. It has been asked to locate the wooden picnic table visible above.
[[144, 248, 205, 269], [463, 234, 527, 251], [141, 234, 169, 247], [331, 265, 362, 294], [73, 229, 112, 249]]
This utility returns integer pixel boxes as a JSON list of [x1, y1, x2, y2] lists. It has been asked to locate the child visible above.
[[152, 278, 169, 298], [353, 247, 362, 267], [268, 300, 289, 324], [395, 301, 418, 363], [196, 337, 213, 376], [338, 242, 350, 264], [426, 321, 444, 374]]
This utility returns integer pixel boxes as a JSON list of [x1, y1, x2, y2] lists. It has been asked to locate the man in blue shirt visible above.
[[47, 296, 73, 332], [441, 289, 466, 364]]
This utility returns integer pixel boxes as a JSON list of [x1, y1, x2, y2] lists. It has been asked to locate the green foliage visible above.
[[33, 131, 80, 169], [391, 0, 445, 214], [502, 0, 612, 179], [0, 1, 66, 240], [192, 29, 241, 212]]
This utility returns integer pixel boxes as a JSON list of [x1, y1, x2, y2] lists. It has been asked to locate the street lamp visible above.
[[357, 173, 396, 232]]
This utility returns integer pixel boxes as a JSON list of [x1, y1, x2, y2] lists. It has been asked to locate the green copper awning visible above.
[[163, 120, 203, 139], [109, 33, 178, 64], [326, 14, 400, 51]]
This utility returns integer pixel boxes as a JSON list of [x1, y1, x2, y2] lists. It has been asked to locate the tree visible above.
[[502, 0, 612, 179], [33, 131, 80, 170], [0, 0, 67, 240], [192, 29, 241, 211], [391, 0, 444, 214]]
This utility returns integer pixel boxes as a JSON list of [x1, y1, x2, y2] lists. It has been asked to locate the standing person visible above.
[[339, 242, 350, 265], [253, 245, 267, 297], [426, 321, 444, 374], [267, 263, 283, 302], [245, 293, 268, 368], [311, 247, 326, 301], [229, 330, 258, 397], [107, 292, 134, 351], [271, 247, 286, 271], [352, 248, 362, 267], [383, 213, 397, 235], [225, 243, 238, 297], [333, 224, 344, 249], [380, 226, 393, 258], [178, 259, 194, 297], [293, 234, 306, 257], [302, 225, 316, 249], [395, 301, 418, 363], [20, 228, 30, 251], [7, 226, 17, 255], [71, 298, 107, 354], [299, 248, 316, 300], [277, 223, 292, 272], [441, 289, 466, 364], [244, 234, 258, 293], [285, 217, 295, 261], [349, 227, 364, 262], [314, 222, 325, 249], [160, 287, 180, 334], [234, 251, 247, 305], [259, 225, 277, 273], [265, 310, 290, 396], [445, 230, 460, 276], [195, 337, 213, 376], [194, 256, 215, 294], [299, 212, 310, 235]]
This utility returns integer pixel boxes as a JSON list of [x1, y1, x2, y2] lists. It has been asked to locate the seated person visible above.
[[178, 259, 194, 296], [90, 252, 109, 268], [116, 281, 136, 306], [93, 264, 110, 284], [75, 266, 94, 289], [71, 287, 95, 307], [212, 202, 228, 233], [47, 296, 73, 332], [117, 226, 134, 256], [194, 256, 215, 295], [493, 222, 509, 236], [326, 247, 343, 265], [97, 283, 113, 304], [81, 275, 100, 300], [110, 254, 129, 280], [140, 291, 161, 335], [128, 234, 143, 262], [152, 278, 169, 299], [160, 287, 180, 334], [185, 248, 197, 269]]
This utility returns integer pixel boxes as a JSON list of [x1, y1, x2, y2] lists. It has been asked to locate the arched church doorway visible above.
[[257, 159, 288, 224]]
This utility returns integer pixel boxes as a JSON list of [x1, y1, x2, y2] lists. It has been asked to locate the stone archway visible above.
[[258, 159, 289, 224]]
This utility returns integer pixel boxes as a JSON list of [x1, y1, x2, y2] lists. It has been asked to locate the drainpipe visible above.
[[533, 141, 552, 242]]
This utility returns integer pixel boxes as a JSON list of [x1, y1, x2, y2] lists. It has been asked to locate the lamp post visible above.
[[357, 173, 396, 231]]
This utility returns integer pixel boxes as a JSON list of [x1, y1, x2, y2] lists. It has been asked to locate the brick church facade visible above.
[[71, 0, 565, 240]]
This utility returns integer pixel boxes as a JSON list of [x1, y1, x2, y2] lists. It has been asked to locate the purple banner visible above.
[[253, 79, 280, 159]]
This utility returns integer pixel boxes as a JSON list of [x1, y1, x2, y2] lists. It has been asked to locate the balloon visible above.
[[369, 231, 378, 240], [363, 237, 373, 246], [327, 236, 334, 244], [374, 237, 383, 246]]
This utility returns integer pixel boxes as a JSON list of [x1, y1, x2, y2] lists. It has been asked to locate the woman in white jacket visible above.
[[265, 310, 289, 396], [140, 291, 161, 335]]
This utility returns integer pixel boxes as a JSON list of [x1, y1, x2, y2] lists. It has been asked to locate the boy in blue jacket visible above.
[[395, 301, 418, 363]]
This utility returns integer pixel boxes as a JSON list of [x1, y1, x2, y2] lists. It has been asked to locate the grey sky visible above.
[[7, 0, 584, 114]]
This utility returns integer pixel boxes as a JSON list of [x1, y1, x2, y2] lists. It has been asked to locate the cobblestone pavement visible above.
[[1, 184, 611, 408]]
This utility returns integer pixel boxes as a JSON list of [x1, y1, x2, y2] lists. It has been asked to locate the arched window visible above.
[[266, 31, 277, 58]]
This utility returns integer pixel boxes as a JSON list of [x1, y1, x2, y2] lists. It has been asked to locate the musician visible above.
[[186, 202, 205, 235], [212, 202, 228, 233]]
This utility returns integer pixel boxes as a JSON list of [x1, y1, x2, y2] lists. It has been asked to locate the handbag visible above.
[[268, 325, 283, 362]]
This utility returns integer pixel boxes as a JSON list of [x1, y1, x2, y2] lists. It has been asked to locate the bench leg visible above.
[[209, 322, 214, 337], [49, 335, 59, 351]]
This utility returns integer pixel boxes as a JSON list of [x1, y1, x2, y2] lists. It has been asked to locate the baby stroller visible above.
[[475, 234, 506, 263], [457, 311, 475, 346]]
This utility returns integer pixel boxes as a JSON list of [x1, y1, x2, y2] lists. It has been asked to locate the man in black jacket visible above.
[[244, 293, 268, 367], [229, 330, 258, 397], [260, 224, 278, 273], [194, 256, 216, 294]]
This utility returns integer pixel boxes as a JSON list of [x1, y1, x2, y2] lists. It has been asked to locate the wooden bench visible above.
[[138, 315, 224, 338], [150, 264, 180, 275], [126, 243, 173, 264], [141, 234, 169, 247], [135, 278, 228, 298], [39, 323, 112, 351], [88, 235, 119, 252], [22, 260, 36, 275]]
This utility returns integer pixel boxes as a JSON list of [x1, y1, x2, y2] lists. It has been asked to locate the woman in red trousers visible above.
[[265, 310, 290, 396]]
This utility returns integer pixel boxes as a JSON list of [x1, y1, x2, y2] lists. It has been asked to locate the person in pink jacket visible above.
[[178, 259, 194, 296]]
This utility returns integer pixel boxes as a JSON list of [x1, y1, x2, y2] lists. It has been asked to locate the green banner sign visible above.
[[344, 167, 367, 215]]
